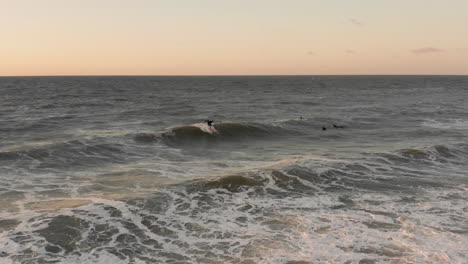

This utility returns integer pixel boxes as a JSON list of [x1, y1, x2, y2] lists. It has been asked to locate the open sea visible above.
[[0, 75, 467, 263]]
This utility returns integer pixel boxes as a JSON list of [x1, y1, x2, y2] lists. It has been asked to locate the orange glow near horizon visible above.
[[1, 0, 467, 76]]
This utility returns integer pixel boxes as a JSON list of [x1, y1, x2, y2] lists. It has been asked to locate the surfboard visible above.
[[191, 123, 217, 134]]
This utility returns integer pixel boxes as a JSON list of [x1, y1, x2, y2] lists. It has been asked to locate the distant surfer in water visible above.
[[333, 124, 344, 129]]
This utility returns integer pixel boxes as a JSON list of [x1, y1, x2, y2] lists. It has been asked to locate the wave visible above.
[[133, 133, 159, 144], [2, 144, 468, 263], [422, 118, 468, 130], [381, 143, 468, 165], [182, 143, 468, 195], [159, 122, 299, 146], [0, 139, 128, 170], [0, 115, 78, 134], [1, 121, 303, 171]]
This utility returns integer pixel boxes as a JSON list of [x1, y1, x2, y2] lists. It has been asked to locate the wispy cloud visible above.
[[411, 47, 444, 54], [348, 18, 364, 27], [307, 51, 316, 55], [346, 49, 356, 54]]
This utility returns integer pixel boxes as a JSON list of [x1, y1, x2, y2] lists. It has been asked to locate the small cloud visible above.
[[349, 18, 364, 27], [307, 51, 316, 55], [346, 49, 356, 54], [411, 47, 444, 54]]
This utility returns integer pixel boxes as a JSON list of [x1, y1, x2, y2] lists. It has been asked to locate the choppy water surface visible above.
[[0, 76, 467, 263]]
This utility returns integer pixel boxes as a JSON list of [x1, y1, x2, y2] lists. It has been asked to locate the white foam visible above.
[[190, 122, 218, 134], [422, 118, 468, 130], [2, 151, 467, 263], [1, 184, 467, 263]]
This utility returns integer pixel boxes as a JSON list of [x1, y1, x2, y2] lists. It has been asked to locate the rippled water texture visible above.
[[1, 76, 467, 263]]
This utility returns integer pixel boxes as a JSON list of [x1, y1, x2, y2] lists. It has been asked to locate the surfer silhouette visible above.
[[206, 120, 214, 127]]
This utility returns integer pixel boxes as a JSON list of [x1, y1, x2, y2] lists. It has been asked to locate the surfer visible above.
[[322, 126, 327, 131], [333, 124, 344, 129], [204, 119, 217, 133], [206, 120, 214, 127]]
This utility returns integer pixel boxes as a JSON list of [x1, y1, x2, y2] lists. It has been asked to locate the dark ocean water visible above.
[[0, 76, 467, 263]]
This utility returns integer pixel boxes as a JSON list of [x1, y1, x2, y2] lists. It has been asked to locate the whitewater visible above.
[[0, 76, 467, 263]]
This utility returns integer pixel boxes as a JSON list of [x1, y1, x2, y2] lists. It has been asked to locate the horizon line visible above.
[[1, 74, 467, 78]]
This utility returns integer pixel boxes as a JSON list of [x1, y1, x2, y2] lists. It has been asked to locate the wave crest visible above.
[[161, 122, 295, 146]]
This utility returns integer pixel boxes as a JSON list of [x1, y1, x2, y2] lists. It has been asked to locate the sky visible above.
[[1, 0, 467, 76]]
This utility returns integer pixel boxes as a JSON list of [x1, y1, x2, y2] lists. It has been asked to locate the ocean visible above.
[[0, 76, 467, 263]]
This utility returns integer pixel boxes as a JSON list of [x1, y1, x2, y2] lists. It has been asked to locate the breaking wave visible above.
[[160, 122, 300, 147], [1, 143, 467, 263]]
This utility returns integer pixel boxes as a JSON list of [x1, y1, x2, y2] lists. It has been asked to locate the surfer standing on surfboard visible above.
[[206, 120, 214, 127], [205, 120, 215, 133]]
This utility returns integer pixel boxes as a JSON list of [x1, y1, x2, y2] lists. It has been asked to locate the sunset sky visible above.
[[1, 0, 467, 76]]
